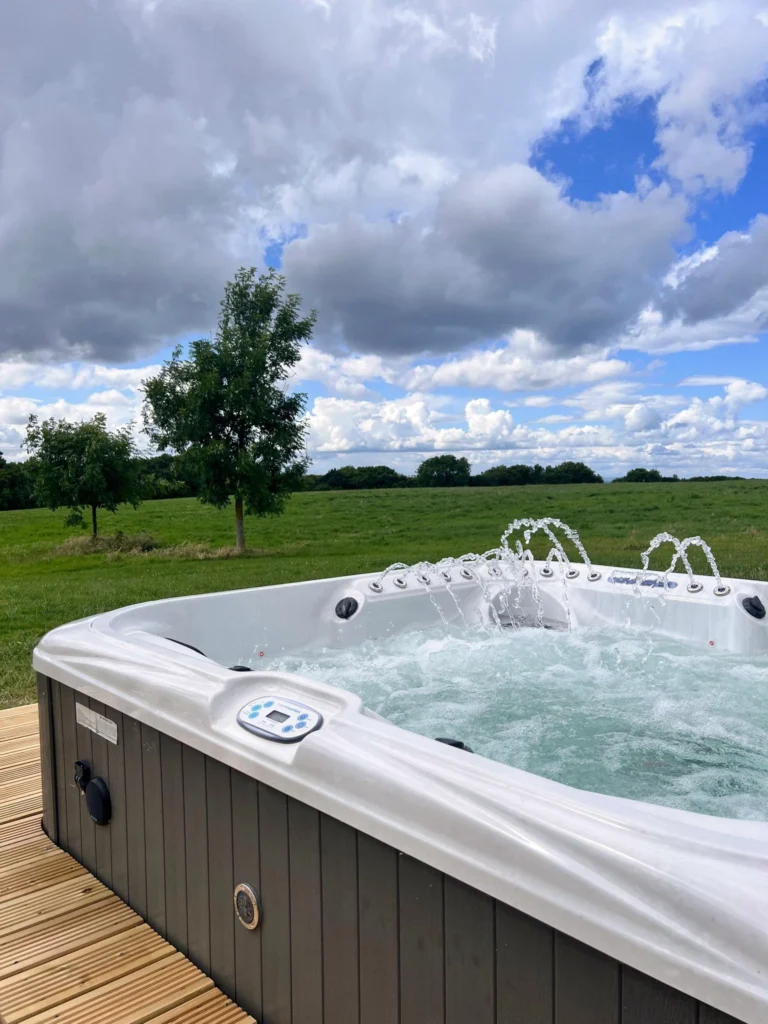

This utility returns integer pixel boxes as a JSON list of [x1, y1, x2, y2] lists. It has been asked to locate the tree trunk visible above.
[[235, 496, 245, 552], [92, 504, 98, 538]]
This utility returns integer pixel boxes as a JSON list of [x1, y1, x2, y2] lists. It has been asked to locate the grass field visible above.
[[1, 480, 767, 708]]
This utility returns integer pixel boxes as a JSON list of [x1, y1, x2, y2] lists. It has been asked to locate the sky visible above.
[[1, 0, 768, 479]]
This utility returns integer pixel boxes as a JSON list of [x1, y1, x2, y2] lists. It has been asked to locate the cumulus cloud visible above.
[[284, 167, 688, 354], [661, 215, 768, 325], [0, 359, 160, 392], [292, 331, 629, 395], [588, 4, 768, 193], [403, 331, 630, 390]]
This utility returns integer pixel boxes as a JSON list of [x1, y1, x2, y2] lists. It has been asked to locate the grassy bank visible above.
[[1, 480, 766, 707]]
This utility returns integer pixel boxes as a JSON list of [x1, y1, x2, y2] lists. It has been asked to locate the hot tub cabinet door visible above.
[[40, 676, 747, 1024]]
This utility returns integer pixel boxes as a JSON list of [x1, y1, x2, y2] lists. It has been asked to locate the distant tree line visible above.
[[297, 456, 605, 490], [2, 447, 751, 518], [613, 467, 745, 483]]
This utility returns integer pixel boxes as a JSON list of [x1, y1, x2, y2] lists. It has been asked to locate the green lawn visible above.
[[2, 480, 767, 708]]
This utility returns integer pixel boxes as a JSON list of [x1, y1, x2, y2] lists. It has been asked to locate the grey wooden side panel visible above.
[[496, 903, 554, 1024], [161, 733, 187, 954], [36, 674, 57, 843], [59, 684, 82, 861], [123, 715, 147, 919], [141, 723, 166, 936], [87, 698, 113, 886], [555, 933, 620, 1024], [399, 854, 445, 1024], [321, 816, 360, 1024], [698, 1008, 744, 1024], [358, 833, 398, 1024], [259, 783, 292, 1024], [444, 877, 494, 1024], [74, 692, 96, 874], [207, 756, 235, 997], [106, 707, 129, 902], [50, 679, 68, 848], [183, 746, 210, 973], [232, 769, 262, 1020], [621, 968, 697, 1024], [288, 797, 323, 1024]]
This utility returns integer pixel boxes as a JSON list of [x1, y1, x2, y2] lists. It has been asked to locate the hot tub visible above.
[[33, 554, 768, 1024]]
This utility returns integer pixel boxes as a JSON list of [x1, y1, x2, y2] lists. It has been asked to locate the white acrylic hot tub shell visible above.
[[34, 564, 768, 1024]]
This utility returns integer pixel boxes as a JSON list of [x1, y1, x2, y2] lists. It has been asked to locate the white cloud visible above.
[[588, 4, 768, 193], [402, 330, 631, 390], [284, 168, 688, 355], [0, 359, 160, 393], [679, 375, 744, 387]]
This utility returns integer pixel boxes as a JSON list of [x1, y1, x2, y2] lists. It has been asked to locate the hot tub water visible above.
[[256, 520, 767, 820], [265, 624, 768, 820]]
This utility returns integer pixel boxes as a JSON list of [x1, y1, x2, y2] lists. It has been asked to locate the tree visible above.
[[0, 454, 36, 511], [542, 461, 604, 484], [471, 464, 538, 487], [318, 465, 410, 490], [24, 414, 141, 535], [135, 453, 198, 500], [351, 465, 409, 489], [143, 268, 315, 551], [617, 467, 663, 483], [416, 454, 472, 487]]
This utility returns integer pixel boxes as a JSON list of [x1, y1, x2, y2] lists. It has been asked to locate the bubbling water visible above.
[[268, 624, 768, 820], [252, 519, 765, 817]]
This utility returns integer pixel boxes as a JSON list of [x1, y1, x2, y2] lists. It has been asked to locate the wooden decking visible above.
[[0, 704, 255, 1024]]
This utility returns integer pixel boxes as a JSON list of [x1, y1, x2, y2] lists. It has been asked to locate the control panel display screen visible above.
[[267, 709, 289, 723]]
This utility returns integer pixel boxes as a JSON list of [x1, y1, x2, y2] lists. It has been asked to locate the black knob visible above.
[[229, 665, 253, 671], [335, 597, 359, 620], [74, 760, 91, 792], [742, 596, 766, 620], [85, 777, 111, 826]]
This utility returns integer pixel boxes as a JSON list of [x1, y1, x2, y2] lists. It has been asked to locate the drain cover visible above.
[[234, 883, 261, 930]]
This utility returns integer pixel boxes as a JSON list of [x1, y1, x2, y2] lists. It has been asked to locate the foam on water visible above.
[[266, 626, 768, 820]]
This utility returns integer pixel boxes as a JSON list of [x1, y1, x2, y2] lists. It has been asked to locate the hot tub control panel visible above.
[[237, 696, 323, 743]]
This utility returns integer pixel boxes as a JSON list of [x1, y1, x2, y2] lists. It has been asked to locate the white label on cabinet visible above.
[[76, 702, 118, 745]]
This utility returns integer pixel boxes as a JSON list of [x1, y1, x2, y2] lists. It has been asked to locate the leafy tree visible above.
[[351, 465, 409, 489], [143, 268, 315, 551], [318, 464, 410, 490], [416, 454, 472, 487], [24, 414, 141, 535], [321, 467, 359, 490], [617, 467, 663, 483], [135, 453, 198, 500], [471, 464, 538, 486], [0, 454, 36, 511], [542, 461, 604, 484]]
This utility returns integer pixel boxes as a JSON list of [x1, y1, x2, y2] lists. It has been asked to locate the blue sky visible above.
[[1, 0, 767, 479]]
